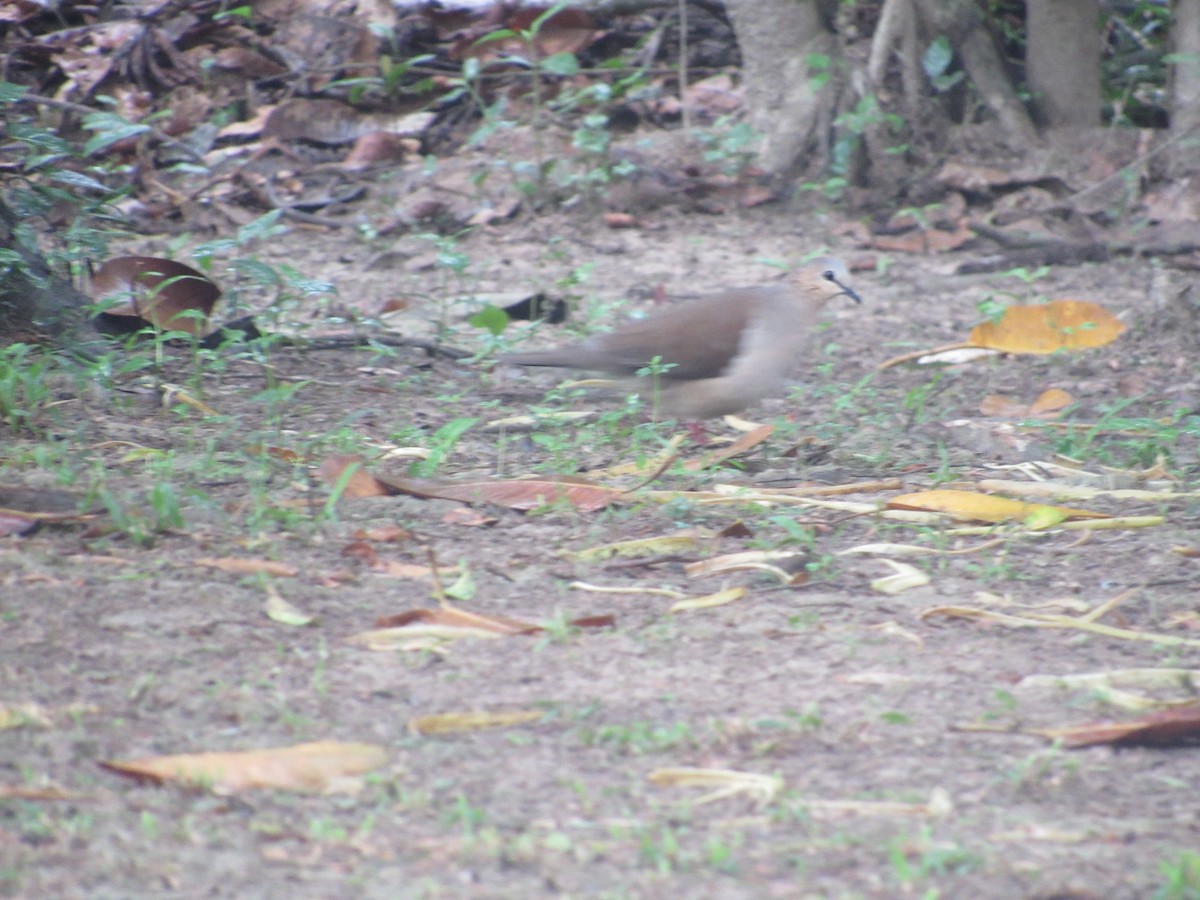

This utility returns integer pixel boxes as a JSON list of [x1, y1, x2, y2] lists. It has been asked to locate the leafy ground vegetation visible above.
[[3, 1, 1200, 898]]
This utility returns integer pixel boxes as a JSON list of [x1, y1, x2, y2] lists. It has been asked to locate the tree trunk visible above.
[[0, 198, 95, 347], [1026, 0, 1102, 127], [1172, 0, 1200, 137], [723, 0, 844, 177], [914, 0, 1038, 143]]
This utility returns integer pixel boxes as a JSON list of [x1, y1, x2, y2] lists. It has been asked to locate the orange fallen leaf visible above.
[[978, 395, 1030, 418], [248, 445, 303, 463], [603, 212, 640, 229], [1028, 387, 1074, 415], [970, 300, 1126, 354], [980, 388, 1074, 419], [194, 557, 298, 577], [318, 455, 395, 499], [351, 525, 412, 543]]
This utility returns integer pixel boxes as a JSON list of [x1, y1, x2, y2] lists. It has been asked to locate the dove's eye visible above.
[[822, 270, 836, 281]]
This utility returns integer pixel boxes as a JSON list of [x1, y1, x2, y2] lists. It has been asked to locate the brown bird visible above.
[[498, 257, 862, 419]]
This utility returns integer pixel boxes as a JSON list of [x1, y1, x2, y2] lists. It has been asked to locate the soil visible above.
[[3, 198, 1200, 899]]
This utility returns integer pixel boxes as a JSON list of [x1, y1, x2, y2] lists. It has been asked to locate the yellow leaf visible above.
[[567, 533, 706, 562], [408, 710, 544, 735], [669, 587, 747, 613], [888, 489, 1107, 526], [0, 704, 51, 730], [870, 560, 930, 595], [1023, 505, 1067, 529], [970, 300, 1126, 354], [648, 767, 782, 807], [264, 588, 314, 627]]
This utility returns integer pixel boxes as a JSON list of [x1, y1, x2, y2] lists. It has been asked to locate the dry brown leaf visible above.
[[450, 7, 601, 62], [0, 511, 38, 537], [1036, 702, 1200, 748], [936, 161, 1021, 191], [247, 445, 303, 463], [194, 557, 298, 577], [603, 212, 640, 229], [369, 559, 458, 579], [351, 525, 411, 543], [0, 784, 87, 801], [978, 394, 1029, 417], [441, 507, 497, 527], [101, 741, 387, 794], [349, 607, 616, 651], [374, 473, 625, 512], [374, 607, 534, 635], [682, 423, 774, 471], [91, 257, 220, 337], [871, 222, 973, 254], [318, 455, 395, 499]]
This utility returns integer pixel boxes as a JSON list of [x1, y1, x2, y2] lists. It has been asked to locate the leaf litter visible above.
[[6, 175, 1199, 895]]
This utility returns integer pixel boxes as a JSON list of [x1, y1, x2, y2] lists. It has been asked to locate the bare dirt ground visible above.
[[3, 199, 1200, 898]]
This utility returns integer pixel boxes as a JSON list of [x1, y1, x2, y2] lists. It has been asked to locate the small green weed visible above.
[[0, 344, 54, 434], [1154, 850, 1200, 900]]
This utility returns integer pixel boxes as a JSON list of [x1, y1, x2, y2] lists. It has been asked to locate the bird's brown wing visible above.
[[589, 289, 764, 380]]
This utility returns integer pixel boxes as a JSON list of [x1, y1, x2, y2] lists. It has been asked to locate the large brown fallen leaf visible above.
[[0, 485, 98, 536], [101, 741, 387, 794], [318, 455, 624, 512], [1034, 702, 1200, 748], [969, 300, 1126, 354], [870, 222, 973, 254], [91, 256, 220, 337], [318, 454, 395, 498]]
